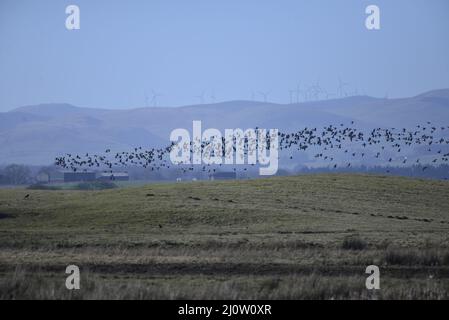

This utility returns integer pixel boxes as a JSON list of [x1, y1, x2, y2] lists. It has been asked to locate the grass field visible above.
[[1, 173, 449, 299]]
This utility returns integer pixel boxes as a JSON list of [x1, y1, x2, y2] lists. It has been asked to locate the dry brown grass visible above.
[[1, 174, 449, 299]]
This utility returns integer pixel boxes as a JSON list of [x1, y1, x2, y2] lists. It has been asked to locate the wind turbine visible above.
[[258, 91, 270, 103], [295, 83, 302, 103], [210, 90, 217, 104], [151, 90, 163, 107], [289, 89, 295, 104], [383, 92, 389, 105], [304, 85, 313, 101], [250, 91, 256, 101], [195, 91, 206, 104], [144, 92, 150, 107], [322, 88, 336, 100], [310, 80, 323, 100], [337, 77, 349, 98]]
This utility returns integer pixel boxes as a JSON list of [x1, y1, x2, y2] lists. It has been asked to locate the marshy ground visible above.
[[1, 174, 449, 299]]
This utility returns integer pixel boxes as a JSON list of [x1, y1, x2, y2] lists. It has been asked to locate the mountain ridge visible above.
[[11, 88, 448, 114], [1, 89, 449, 165]]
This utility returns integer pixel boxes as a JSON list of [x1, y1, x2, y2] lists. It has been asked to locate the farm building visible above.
[[209, 172, 237, 181], [97, 172, 129, 181], [36, 170, 64, 183], [49, 171, 64, 183], [36, 172, 50, 184], [63, 172, 96, 182]]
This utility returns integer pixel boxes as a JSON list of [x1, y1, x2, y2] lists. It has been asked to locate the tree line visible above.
[[0, 164, 32, 185]]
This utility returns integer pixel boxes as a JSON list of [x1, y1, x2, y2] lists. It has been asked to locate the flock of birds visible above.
[[55, 121, 449, 175]]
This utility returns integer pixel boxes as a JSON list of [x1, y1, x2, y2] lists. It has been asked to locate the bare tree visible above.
[[3, 164, 31, 185]]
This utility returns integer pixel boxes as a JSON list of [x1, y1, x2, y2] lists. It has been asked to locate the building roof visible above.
[[64, 171, 96, 175], [212, 172, 236, 177], [99, 172, 129, 177]]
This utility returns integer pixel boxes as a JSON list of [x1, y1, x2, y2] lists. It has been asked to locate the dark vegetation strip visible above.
[[2, 263, 449, 278]]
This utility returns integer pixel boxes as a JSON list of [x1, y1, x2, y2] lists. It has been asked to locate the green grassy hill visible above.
[[1, 174, 449, 299]]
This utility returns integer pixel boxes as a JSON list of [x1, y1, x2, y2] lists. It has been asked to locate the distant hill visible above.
[[1, 89, 449, 165]]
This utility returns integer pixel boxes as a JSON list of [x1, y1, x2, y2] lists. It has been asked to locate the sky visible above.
[[0, 0, 448, 111]]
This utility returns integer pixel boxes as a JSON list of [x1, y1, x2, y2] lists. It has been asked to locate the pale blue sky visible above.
[[0, 0, 448, 110]]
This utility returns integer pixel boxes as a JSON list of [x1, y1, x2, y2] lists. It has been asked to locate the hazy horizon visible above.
[[2, 86, 449, 112], [1, 0, 449, 111]]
